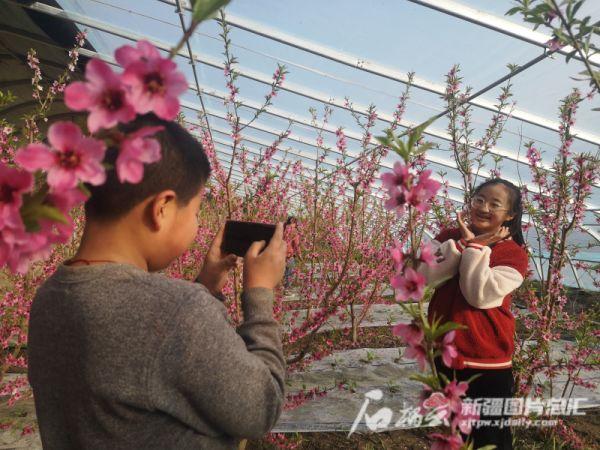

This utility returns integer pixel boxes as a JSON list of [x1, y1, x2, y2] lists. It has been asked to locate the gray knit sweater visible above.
[[27, 263, 285, 449]]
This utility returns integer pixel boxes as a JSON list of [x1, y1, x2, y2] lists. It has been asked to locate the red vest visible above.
[[428, 228, 529, 369]]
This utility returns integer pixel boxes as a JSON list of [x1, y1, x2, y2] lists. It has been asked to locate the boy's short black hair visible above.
[[84, 113, 211, 221]]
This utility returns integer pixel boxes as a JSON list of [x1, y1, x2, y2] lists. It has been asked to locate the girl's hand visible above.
[[457, 210, 475, 241], [468, 226, 511, 247], [196, 224, 239, 295]]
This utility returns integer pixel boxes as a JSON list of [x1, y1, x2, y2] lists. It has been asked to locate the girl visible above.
[[417, 178, 529, 450]]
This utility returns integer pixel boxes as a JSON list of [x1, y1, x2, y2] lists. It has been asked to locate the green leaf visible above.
[[414, 142, 435, 156], [438, 371, 450, 385], [36, 205, 68, 224], [572, 1, 584, 20], [22, 215, 41, 233], [78, 183, 91, 198], [566, 49, 578, 63], [409, 373, 440, 390], [431, 321, 468, 341], [465, 373, 483, 384], [191, 0, 232, 23], [505, 6, 522, 16], [375, 135, 391, 147], [525, 16, 546, 25]]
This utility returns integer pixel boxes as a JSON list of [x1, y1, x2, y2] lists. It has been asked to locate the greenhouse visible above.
[[0, 0, 598, 449]]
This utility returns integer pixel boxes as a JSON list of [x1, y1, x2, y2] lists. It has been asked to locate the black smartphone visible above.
[[222, 220, 277, 257]]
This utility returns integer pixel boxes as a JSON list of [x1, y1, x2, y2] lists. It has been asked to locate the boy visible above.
[[27, 114, 287, 449]]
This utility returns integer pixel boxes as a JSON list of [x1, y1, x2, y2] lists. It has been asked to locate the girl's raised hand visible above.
[[457, 210, 475, 241], [469, 226, 511, 247]]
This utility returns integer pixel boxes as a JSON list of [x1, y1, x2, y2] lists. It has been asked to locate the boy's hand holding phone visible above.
[[196, 224, 239, 295], [243, 222, 287, 290]]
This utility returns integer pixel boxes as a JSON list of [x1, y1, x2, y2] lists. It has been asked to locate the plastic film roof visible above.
[[3, 0, 600, 289]]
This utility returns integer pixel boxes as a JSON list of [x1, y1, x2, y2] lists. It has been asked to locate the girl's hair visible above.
[[473, 178, 526, 247]]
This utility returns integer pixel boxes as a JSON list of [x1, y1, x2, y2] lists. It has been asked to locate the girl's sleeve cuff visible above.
[[456, 238, 467, 253], [466, 242, 485, 250]]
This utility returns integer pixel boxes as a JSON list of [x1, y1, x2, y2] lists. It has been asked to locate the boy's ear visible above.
[[148, 190, 177, 230]]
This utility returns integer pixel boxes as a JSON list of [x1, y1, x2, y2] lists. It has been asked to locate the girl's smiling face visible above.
[[469, 183, 515, 235]]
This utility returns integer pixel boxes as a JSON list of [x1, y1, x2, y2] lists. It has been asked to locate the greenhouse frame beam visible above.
[[211, 127, 600, 245], [209, 123, 472, 197], [406, 0, 600, 68], [1, 19, 464, 179], [7, 24, 600, 233], [211, 135, 477, 206], [565, 252, 582, 289], [191, 89, 600, 214], [211, 145, 365, 207], [8, 2, 600, 242], [5, 21, 600, 231], [15, 1, 600, 168], [173, 0, 214, 143], [185, 104, 463, 174], [156, 0, 600, 145], [214, 143, 452, 213], [189, 113, 600, 223]]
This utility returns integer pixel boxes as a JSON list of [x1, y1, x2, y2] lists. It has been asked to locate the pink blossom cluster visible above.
[[381, 162, 440, 217], [0, 40, 187, 274], [388, 237, 438, 303], [393, 321, 458, 371], [335, 127, 346, 152], [419, 380, 480, 449], [27, 50, 43, 101], [263, 433, 301, 450], [512, 90, 599, 438], [0, 160, 83, 273], [0, 375, 29, 407], [284, 387, 328, 411], [264, 65, 287, 103]]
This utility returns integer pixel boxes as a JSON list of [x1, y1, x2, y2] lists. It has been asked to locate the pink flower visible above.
[[441, 330, 458, 368], [116, 126, 163, 183], [408, 170, 441, 212], [546, 38, 563, 51], [421, 392, 452, 421], [48, 187, 89, 213], [64, 59, 136, 133], [443, 379, 469, 414], [15, 122, 106, 191], [0, 163, 33, 230], [115, 40, 187, 120], [392, 321, 424, 347], [391, 267, 426, 301], [381, 162, 411, 190], [404, 342, 428, 371], [389, 240, 405, 270], [429, 432, 464, 450], [0, 225, 51, 274], [451, 403, 479, 435], [384, 186, 409, 216], [419, 241, 437, 267]]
